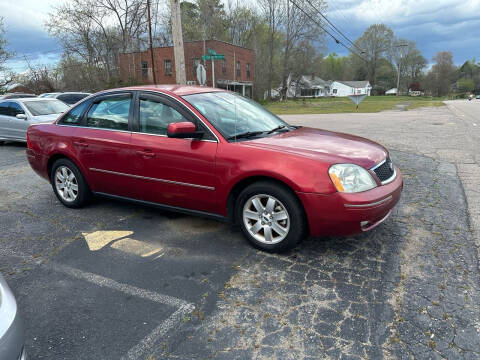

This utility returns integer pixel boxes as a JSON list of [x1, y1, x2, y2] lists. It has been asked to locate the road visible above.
[[1, 100, 480, 359]]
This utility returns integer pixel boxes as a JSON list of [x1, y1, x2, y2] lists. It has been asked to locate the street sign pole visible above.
[[212, 58, 215, 87], [202, 50, 224, 87]]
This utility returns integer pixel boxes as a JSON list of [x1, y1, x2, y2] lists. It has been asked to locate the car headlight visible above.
[[328, 164, 377, 193]]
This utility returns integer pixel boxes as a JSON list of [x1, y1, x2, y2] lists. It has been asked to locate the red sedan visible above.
[[26, 85, 402, 252]]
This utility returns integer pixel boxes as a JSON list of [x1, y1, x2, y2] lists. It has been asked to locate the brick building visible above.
[[119, 40, 254, 98]]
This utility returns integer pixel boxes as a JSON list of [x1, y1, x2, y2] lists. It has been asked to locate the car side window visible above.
[[139, 98, 190, 135], [0, 102, 9, 116], [59, 101, 89, 125], [86, 96, 131, 131], [9, 103, 25, 117]]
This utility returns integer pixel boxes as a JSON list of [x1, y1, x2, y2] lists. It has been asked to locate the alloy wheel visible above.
[[54, 166, 79, 202], [242, 194, 290, 244]]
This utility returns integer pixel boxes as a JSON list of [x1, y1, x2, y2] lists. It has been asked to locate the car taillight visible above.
[[26, 132, 32, 149]]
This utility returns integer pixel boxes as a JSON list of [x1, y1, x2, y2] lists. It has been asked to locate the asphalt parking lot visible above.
[[1, 100, 480, 359]]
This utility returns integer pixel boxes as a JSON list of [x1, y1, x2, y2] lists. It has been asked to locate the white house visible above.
[[329, 81, 372, 97], [290, 75, 330, 98], [265, 75, 331, 99]]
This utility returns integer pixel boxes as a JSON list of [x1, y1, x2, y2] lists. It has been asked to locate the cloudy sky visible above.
[[2, 0, 480, 73]]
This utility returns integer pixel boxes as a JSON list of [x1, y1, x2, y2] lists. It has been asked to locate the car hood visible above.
[[31, 114, 61, 123], [243, 127, 388, 169]]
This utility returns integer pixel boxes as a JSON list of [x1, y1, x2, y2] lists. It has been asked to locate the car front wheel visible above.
[[50, 158, 91, 208], [236, 181, 307, 252]]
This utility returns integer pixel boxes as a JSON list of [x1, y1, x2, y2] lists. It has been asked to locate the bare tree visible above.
[[46, 0, 149, 88], [0, 17, 14, 89], [280, 0, 326, 100], [258, 0, 283, 99]]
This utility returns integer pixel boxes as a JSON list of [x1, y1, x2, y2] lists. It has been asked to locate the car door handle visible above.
[[136, 150, 155, 158], [73, 141, 88, 148]]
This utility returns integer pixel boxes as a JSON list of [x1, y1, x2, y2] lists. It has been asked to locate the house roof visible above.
[[337, 81, 370, 88], [298, 75, 329, 88]]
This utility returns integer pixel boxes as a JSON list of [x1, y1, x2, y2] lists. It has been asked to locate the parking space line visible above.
[[51, 263, 195, 360], [51, 263, 192, 309], [120, 303, 194, 360]]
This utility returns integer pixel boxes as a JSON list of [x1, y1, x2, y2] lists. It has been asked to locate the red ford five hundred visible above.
[[26, 85, 403, 252]]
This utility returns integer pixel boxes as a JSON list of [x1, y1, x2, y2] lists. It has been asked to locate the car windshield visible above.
[[24, 100, 69, 116], [183, 92, 289, 140]]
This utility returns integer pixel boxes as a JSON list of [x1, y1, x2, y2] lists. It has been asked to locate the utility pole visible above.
[[170, 0, 186, 85], [395, 44, 408, 96], [147, 0, 156, 84]]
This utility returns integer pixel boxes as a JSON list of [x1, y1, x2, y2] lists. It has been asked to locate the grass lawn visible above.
[[263, 96, 446, 115]]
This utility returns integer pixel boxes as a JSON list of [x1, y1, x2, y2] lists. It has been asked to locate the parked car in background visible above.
[[26, 85, 402, 252], [476, 95, 480, 99], [0, 98, 69, 143], [38, 92, 61, 98], [0, 274, 27, 360], [0, 93, 36, 100], [52, 92, 91, 105]]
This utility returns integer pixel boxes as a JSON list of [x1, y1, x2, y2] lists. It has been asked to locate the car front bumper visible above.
[[297, 167, 403, 237], [0, 276, 26, 360]]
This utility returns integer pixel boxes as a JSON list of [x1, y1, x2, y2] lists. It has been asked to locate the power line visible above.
[[302, 0, 365, 55], [289, 0, 367, 61]]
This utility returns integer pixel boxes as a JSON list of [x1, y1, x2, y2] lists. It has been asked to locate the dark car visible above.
[[26, 85, 403, 252], [54, 92, 91, 105]]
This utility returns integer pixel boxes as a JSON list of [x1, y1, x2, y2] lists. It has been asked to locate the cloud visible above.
[[325, 0, 480, 65]]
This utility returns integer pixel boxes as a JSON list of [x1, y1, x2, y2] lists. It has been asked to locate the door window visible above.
[[9, 103, 25, 117], [86, 96, 131, 131], [0, 102, 9, 116], [139, 98, 189, 135], [59, 101, 89, 125]]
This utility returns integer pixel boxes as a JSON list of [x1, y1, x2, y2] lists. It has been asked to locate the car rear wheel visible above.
[[50, 158, 90, 208], [236, 181, 307, 252]]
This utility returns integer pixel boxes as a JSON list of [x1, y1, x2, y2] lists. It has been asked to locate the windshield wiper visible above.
[[227, 131, 266, 141], [266, 125, 288, 134]]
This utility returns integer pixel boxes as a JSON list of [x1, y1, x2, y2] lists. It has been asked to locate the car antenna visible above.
[[234, 92, 237, 141]]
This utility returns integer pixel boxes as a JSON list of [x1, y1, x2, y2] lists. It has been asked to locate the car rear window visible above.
[[24, 100, 69, 116]]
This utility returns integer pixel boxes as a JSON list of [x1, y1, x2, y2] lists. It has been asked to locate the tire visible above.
[[50, 158, 91, 208], [235, 181, 307, 252]]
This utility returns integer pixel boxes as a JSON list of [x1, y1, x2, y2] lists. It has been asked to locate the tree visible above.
[[0, 17, 13, 89], [321, 53, 347, 80], [353, 24, 394, 85], [258, 0, 283, 99], [392, 39, 426, 93], [424, 51, 456, 97], [457, 79, 474, 93], [46, 0, 150, 88], [279, 0, 326, 100]]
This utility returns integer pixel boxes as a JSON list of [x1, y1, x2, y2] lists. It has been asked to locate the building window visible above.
[[246, 63, 251, 78], [236, 61, 241, 77], [222, 60, 226, 75], [164, 59, 172, 75], [333, 89, 337, 94], [193, 58, 200, 77], [141, 61, 148, 77]]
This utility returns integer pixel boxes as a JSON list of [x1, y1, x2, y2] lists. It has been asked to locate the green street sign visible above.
[[207, 49, 217, 55], [202, 54, 225, 61]]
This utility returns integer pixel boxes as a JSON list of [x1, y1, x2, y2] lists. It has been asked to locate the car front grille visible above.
[[373, 157, 395, 183]]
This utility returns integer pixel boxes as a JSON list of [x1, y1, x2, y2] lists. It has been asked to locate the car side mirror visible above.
[[16, 113, 27, 120], [167, 122, 203, 139]]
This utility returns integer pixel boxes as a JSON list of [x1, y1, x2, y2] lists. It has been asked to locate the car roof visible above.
[[57, 92, 91, 95], [15, 97, 64, 103], [116, 85, 225, 97]]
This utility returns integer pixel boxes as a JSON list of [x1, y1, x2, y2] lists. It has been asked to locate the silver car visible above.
[[0, 98, 69, 142], [0, 274, 26, 360]]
